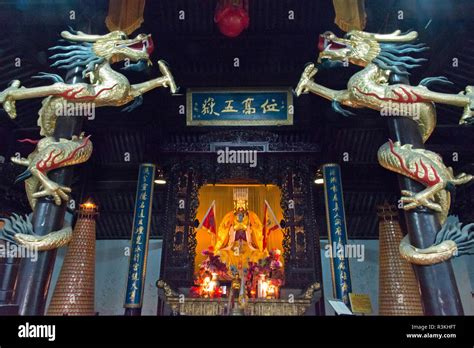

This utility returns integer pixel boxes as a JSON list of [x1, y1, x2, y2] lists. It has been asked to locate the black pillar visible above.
[[0, 244, 20, 315], [16, 67, 86, 315], [386, 73, 464, 315]]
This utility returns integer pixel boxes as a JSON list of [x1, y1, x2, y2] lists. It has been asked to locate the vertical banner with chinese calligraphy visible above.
[[124, 163, 156, 315], [322, 163, 353, 307]]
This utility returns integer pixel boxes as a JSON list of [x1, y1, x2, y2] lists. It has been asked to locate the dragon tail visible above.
[[0, 213, 72, 250], [400, 216, 474, 265]]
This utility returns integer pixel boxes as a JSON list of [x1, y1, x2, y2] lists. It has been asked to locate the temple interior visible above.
[[0, 0, 473, 319]]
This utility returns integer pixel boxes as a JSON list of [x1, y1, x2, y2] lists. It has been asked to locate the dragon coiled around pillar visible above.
[[377, 140, 472, 225], [0, 213, 72, 251], [0, 29, 177, 249], [296, 29, 474, 264], [12, 133, 93, 209], [0, 134, 92, 249]]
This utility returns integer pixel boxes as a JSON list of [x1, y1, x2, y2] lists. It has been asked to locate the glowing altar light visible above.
[[154, 168, 167, 185], [250, 289, 256, 298], [314, 169, 324, 184], [81, 202, 95, 209], [209, 273, 218, 292], [80, 200, 97, 210], [201, 273, 220, 297], [257, 274, 268, 298], [267, 284, 276, 298]]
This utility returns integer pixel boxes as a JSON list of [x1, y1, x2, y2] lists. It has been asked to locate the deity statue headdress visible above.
[[233, 187, 249, 211]]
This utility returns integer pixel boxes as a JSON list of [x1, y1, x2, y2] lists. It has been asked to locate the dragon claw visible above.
[[452, 172, 473, 185], [400, 191, 442, 212], [295, 63, 318, 97], [32, 183, 72, 206], [11, 156, 29, 167], [158, 60, 178, 94], [304, 63, 318, 79], [0, 80, 21, 119]]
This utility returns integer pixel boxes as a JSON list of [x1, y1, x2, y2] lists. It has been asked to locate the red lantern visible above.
[[214, 0, 249, 38]]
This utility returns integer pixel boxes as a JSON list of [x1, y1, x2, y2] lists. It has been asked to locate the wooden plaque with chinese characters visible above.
[[186, 88, 293, 126]]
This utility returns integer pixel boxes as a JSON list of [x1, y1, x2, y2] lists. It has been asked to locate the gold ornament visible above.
[[14, 226, 73, 251], [12, 133, 93, 209], [1, 29, 177, 219], [377, 140, 472, 224], [0, 214, 72, 251], [0, 29, 177, 136], [398, 234, 457, 265], [156, 280, 320, 316], [295, 30, 474, 141], [296, 29, 474, 265]]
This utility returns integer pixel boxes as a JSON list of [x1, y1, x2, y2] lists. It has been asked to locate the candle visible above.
[[261, 281, 269, 298], [257, 274, 267, 298], [267, 284, 275, 299]]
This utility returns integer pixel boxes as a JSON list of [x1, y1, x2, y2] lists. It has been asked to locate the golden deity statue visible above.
[[214, 188, 267, 269]]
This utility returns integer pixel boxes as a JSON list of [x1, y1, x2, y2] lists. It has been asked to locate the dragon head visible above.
[[317, 30, 427, 74], [50, 29, 155, 80], [61, 29, 154, 64], [318, 31, 357, 64]]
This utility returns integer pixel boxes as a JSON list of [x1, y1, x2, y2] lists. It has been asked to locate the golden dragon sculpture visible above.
[[377, 140, 472, 224], [295, 29, 474, 264], [12, 133, 93, 209], [0, 29, 178, 249], [2, 133, 91, 250], [295, 30, 474, 137], [0, 213, 72, 251], [0, 28, 177, 136]]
